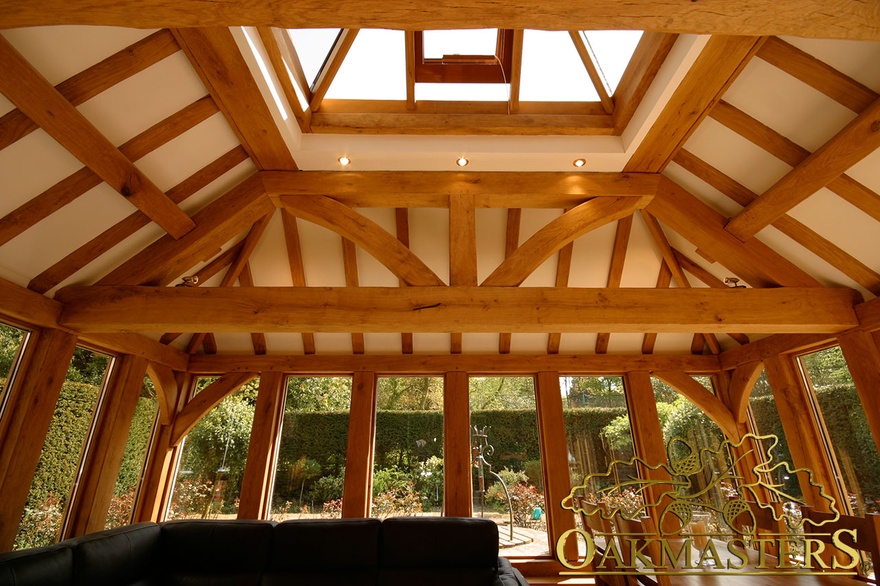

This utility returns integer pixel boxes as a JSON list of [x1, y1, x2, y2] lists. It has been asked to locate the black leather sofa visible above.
[[0, 516, 529, 586]]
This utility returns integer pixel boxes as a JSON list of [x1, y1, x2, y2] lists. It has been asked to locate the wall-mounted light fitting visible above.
[[573, 158, 586, 168], [456, 156, 469, 167], [338, 156, 351, 166]]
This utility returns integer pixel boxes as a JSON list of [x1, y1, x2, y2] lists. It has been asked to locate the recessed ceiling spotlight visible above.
[[338, 156, 351, 166], [573, 158, 586, 168], [456, 156, 469, 167]]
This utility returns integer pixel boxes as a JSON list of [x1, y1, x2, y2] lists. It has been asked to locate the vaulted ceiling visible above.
[[0, 3, 878, 363]]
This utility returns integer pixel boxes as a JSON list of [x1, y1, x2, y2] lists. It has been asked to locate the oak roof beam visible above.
[[262, 170, 659, 208], [2, 0, 878, 40], [55, 286, 862, 334], [0, 36, 196, 239]]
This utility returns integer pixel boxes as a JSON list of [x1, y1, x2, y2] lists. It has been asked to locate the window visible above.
[[562, 376, 636, 513], [470, 376, 546, 555], [167, 378, 257, 520], [799, 346, 880, 515], [270, 376, 352, 520], [0, 321, 29, 418], [371, 377, 443, 518], [15, 347, 112, 549]]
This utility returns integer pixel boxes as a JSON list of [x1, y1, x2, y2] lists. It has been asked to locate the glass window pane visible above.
[[371, 377, 444, 518], [167, 378, 257, 520], [799, 347, 880, 515], [105, 375, 159, 529], [470, 376, 546, 556], [562, 376, 636, 508], [15, 347, 112, 549], [748, 369, 804, 502], [0, 321, 29, 417], [271, 376, 352, 520], [652, 378, 736, 537]]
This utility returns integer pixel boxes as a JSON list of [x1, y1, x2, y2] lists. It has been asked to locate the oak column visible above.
[[535, 372, 577, 559], [342, 371, 377, 518], [836, 331, 880, 460], [763, 355, 844, 511], [0, 328, 78, 550], [238, 371, 285, 519], [444, 371, 472, 517]]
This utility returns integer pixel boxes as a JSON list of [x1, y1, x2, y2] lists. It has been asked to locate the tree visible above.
[[469, 376, 536, 410], [0, 322, 27, 389], [285, 376, 352, 411]]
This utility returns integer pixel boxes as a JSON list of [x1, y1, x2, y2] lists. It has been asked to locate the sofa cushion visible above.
[[379, 517, 500, 586], [70, 522, 160, 586], [262, 518, 381, 586], [158, 519, 275, 586], [0, 544, 73, 586]]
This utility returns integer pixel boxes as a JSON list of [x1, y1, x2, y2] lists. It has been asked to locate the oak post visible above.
[[836, 331, 880, 460], [238, 371, 285, 519], [65, 354, 149, 537], [342, 371, 377, 518], [0, 328, 78, 550], [763, 355, 845, 511], [443, 371, 472, 517], [535, 372, 578, 559]]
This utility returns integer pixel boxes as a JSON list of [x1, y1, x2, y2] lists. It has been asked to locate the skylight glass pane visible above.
[[423, 29, 498, 59], [325, 29, 406, 100], [416, 83, 509, 102], [520, 30, 597, 102], [581, 30, 643, 93], [288, 28, 342, 87]]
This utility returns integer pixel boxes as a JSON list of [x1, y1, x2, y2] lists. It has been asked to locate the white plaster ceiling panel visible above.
[[461, 333, 501, 354], [844, 148, 880, 195], [664, 161, 743, 219], [248, 211, 294, 287], [411, 333, 453, 354], [652, 333, 700, 354], [605, 333, 647, 354], [475, 208, 507, 284], [353, 208, 401, 287], [0, 94, 13, 117], [313, 333, 357, 354], [0, 182, 137, 281], [212, 333, 259, 354], [76, 52, 209, 146], [0, 129, 85, 216], [781, 37, 880, 92], [177, 160, 257, 216], [297, 218, 347, 287], [363, 333, 405, 355], [263, 333, 306, 355], [723, 57, 856, 153], [133, 112, 243, 192], [618, 212, 663, 288], [567, 220, 616, 288], [682, 117, 792, 196], [751, 223, 867, 295], [787, 188, 880, 273], [408, 208, 450, 285], [0, 26, 154, 86], [509, 333, 551, 354], [557, 332, 599, 354], [518, 208, 563, 287]]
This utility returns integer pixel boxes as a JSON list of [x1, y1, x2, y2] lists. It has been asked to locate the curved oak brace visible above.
[[726, 361, 764, 423], [482, 196, 648, 287], [170, 372, 258, 446], [653, 370, 740, 440], [280, 194, 445, 287]]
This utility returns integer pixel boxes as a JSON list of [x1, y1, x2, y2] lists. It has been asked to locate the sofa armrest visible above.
[[496, 557, 529, 586]]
